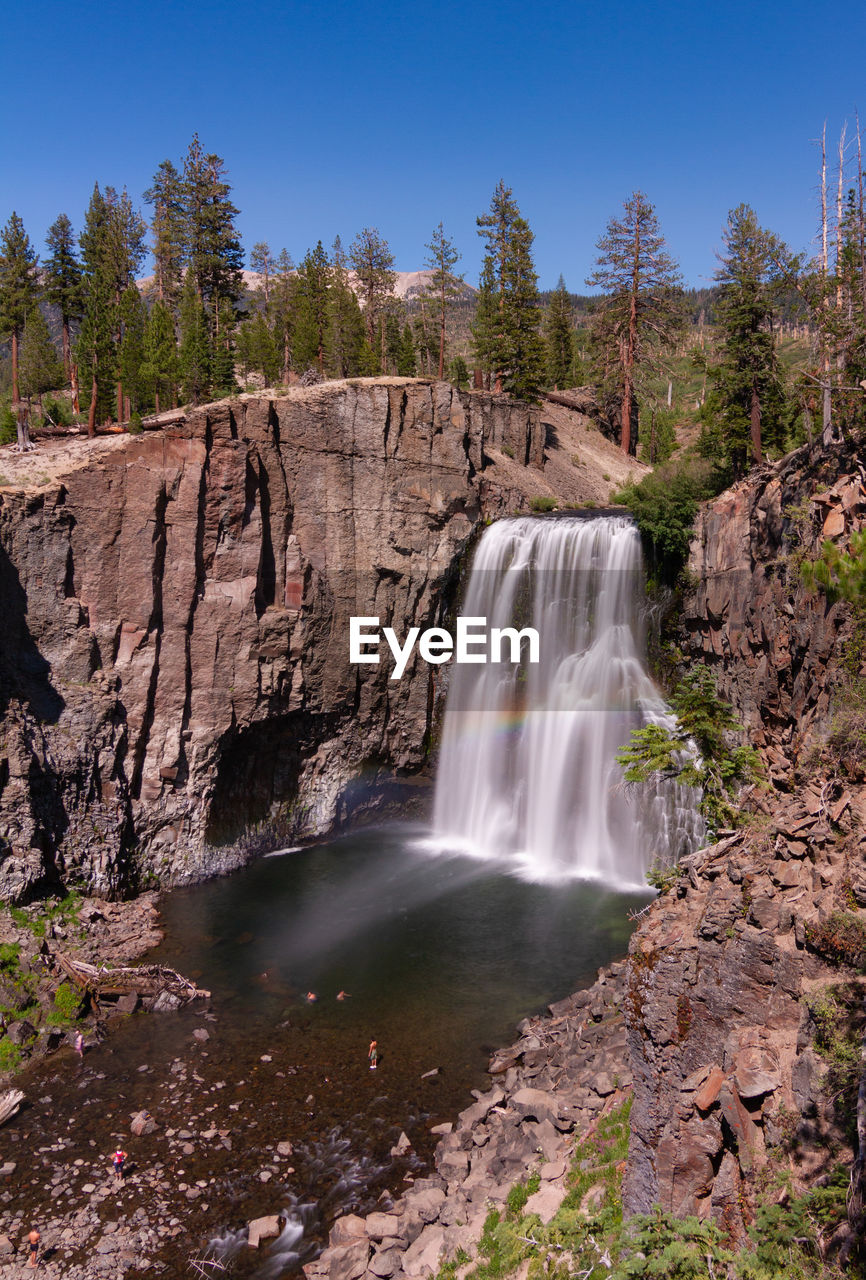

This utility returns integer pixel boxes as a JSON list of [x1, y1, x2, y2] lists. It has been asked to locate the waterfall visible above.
[[432, 515, 704, 887]]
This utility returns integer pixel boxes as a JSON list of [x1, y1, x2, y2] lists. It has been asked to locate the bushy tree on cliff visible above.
[[423, 222, 463, 379], [44, 213, 82, 384], [586, 192, 683, 454], [0, 212, 40, 405], [701, 204, 790, 472], [471, 181, 545, 401], [349, 227, 396, 366]]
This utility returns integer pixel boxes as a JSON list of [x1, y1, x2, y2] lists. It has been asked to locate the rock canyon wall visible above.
[[0, 379, 543, 900]]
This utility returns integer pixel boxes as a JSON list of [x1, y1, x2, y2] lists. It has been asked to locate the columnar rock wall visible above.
[[0, 379, 543, 899], [682, 438, 866, 779]]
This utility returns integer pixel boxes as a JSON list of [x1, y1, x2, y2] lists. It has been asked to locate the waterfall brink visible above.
[[432, 515, 704, 887]]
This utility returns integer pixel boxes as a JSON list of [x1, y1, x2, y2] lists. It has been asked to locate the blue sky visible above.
[[2, 0, 865, 290]]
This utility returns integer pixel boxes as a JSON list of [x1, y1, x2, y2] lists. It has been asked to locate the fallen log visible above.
[[55, 953, 210, 1006], [544, 388, 598, 415], [140, 408, 187, 430], [0, 1090, 24, 1126]]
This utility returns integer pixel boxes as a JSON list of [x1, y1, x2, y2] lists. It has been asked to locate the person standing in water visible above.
[[368, 1039, 378, 1070]]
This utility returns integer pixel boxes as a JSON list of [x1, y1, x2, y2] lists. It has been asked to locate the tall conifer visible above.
[[44, 213, 82, 379], [0, 212, 39, 404]]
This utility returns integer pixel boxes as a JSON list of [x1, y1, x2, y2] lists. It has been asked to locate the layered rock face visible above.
[[0, 379, 543, 899]]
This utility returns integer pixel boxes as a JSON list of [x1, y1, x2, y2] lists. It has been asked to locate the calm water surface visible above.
[[5, 825, 648, 1277]]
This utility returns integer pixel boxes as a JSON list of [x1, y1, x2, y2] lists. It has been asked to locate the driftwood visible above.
[[55, 953, 209, 1005], [0, 1089, 24, 1126], [140, 409, 187, 431]]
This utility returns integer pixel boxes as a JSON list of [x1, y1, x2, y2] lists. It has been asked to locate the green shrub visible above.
[[805, 912, 866, 968], [617, 667, 762, 830], [530, 496, 557, 513], [127, 412, 143, 435], [0, 406, 16, 445], [802, 529, 866, 603], [0, 942, 20, 974], [0, 1037, 22, 1074], [51, 981, 82, 1023], [613, 456, 725, 584]]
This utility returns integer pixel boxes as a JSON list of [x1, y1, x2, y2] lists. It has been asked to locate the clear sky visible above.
[[2, 0, 865, 290]]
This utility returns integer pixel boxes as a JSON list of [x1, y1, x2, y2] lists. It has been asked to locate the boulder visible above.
[[401, 1225, 446, 1278], [130, 1110, 156, 1136], [248, 1215, 283, 1248]]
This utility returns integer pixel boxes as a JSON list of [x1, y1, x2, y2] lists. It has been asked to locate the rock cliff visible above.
[[623, 435, 866, 1241], [0, 379, 544, 899]]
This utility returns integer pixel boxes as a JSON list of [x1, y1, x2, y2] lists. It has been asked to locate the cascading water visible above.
[[432, 515, 704, 886]]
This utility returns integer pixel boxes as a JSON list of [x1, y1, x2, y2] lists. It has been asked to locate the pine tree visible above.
[[19, 307, 63, 411], [472, 182, 544, 400], [141, 300, 177, 412], [349, 227, 396, 359], [211, 298, 237, 397], [44, 213, 82, 380], [705, 204, 789, 471], [237, 312, 280, 385], [78, 184, 146, 426], [586, 191, 683, 454], [143, 160, 185, 311], [293, 242, 331, 372], [423, 222, 462, 378], [327, 236, 365, 378], [501, 215, 545, 401], [397, 323, 416, 376], [75, 264, 115, 434], [0, 212, 39, 404], [471, 257, 499, 388], [178, 269, 211, 404], [545, 275, 574, 389], [182, 135, 244, 346], [250, 241, 273, 307], [118, 285, 147, 418], [270, 249, 296, 382]]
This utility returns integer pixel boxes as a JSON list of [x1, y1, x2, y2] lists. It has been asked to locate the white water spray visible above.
[[432, 515, 704, 886]]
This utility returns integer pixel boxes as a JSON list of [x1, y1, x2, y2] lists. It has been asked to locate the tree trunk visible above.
[[11, 329, 19, 404], [87, 374, 97, 438], [750, 382, 762, 464], [61, 317, 71, 380], [438, 287, 446, 380], [822, 381, 834, 445], [116, 380, 124, 425], [71, 362, 80, 415], [622, 219, 640, 455]]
